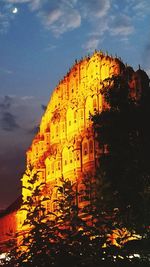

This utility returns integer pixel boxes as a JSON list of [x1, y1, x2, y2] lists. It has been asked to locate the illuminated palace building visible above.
[[0, 51, 149, 250]]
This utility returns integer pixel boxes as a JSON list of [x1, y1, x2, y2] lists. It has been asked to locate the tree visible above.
[[3, 166, 58, 267], [91, 73, 150, 260], [54, 176, 96, 267]]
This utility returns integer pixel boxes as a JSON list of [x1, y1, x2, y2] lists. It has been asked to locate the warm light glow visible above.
[[21, 52, 121, 218], [0, 50, 146, 250]]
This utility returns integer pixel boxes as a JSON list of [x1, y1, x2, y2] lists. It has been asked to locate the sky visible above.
[[0, 0, 150, 209]]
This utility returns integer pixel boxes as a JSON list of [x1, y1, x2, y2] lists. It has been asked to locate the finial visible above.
[[139, 64, 141, 70]]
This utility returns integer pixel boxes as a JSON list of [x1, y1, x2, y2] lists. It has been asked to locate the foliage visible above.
[[53, 176, 103, 267], [91, 74, 150, 257], [3, 166, 58, 267]]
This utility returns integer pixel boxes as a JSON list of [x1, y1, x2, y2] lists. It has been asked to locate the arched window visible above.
[[56, 126, 58, 137], [89, 140, 93, 154], [93, 99, 97, 109], [51, 162, 54, 173], [76, 151, 80, 161], [74, 111, 77, 123], [69, 150, 73, 163], [58, 161, 61, 170], [62, 123, 65, 132], [83, 143, 88, 156]]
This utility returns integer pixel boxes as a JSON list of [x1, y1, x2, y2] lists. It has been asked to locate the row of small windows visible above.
[[46, 140, 94, 175], [83, 140, 93, 155]]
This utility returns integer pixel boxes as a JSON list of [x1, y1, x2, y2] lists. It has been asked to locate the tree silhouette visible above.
[[3, 166, 58, 267], [54, 176, 99, 267], [91, 73, 150, 260]]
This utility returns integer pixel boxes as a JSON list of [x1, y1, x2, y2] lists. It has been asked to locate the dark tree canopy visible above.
[[92, 74, 150, 233]]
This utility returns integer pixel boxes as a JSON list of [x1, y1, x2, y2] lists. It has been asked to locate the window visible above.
[[76, 151, 80, 161], [51, 162, 54, 173], [58, 162, 61, 170], [83, 143, 88, 156], [62, 124, 65, 132], [69, 150, 73, 163], [81, 110, 84, 119], [93, 99, 97, 109], [74, 111, 77, 123], [64, 160, 67, 165], [89, 140, 93, 154], [56, 126, 58, 136]]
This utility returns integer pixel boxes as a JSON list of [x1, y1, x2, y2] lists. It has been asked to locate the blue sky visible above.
[[0, 0, 150, 209]]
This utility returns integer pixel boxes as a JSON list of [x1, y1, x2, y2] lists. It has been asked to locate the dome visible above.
[[136, 68, 149, 80]]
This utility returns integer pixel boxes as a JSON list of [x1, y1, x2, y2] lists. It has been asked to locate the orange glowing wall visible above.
[[20, 51, 122, 221], [0, 211, 17, 252], [1, 51, 148, 245]]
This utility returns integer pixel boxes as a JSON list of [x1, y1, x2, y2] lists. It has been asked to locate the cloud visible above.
[[20, 95, 34, 101], [44, 44, 57, 52], [2, 0, 136, 41], [109, 14, 134, 37], [29, 0, 42, 11], [39, 6, 81, 36], [0, 94, 46, 207], [0, 3, 14, 33], [0, 68, 13, 74], [1, 111, 20, 131], [0, 96, 20, 131], [0, 94, 44, 133], [83, 37, 100, 52], [1, 0, 146, 58], [0, 147, 25, 209], [81, 0, 110, 19], [44, 9, 62, 25], [5, 0, 31, 3], [0, 95, 13, 110], [2, 0, 109, 37], [3, 0, 81, 36], [131, 0, 150, 17]]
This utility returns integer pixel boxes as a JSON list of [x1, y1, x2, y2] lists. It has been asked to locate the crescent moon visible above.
[[12, 7, 18, 14]]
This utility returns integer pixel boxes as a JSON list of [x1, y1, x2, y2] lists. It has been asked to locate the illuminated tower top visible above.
[[25, 51, 124, 171]]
